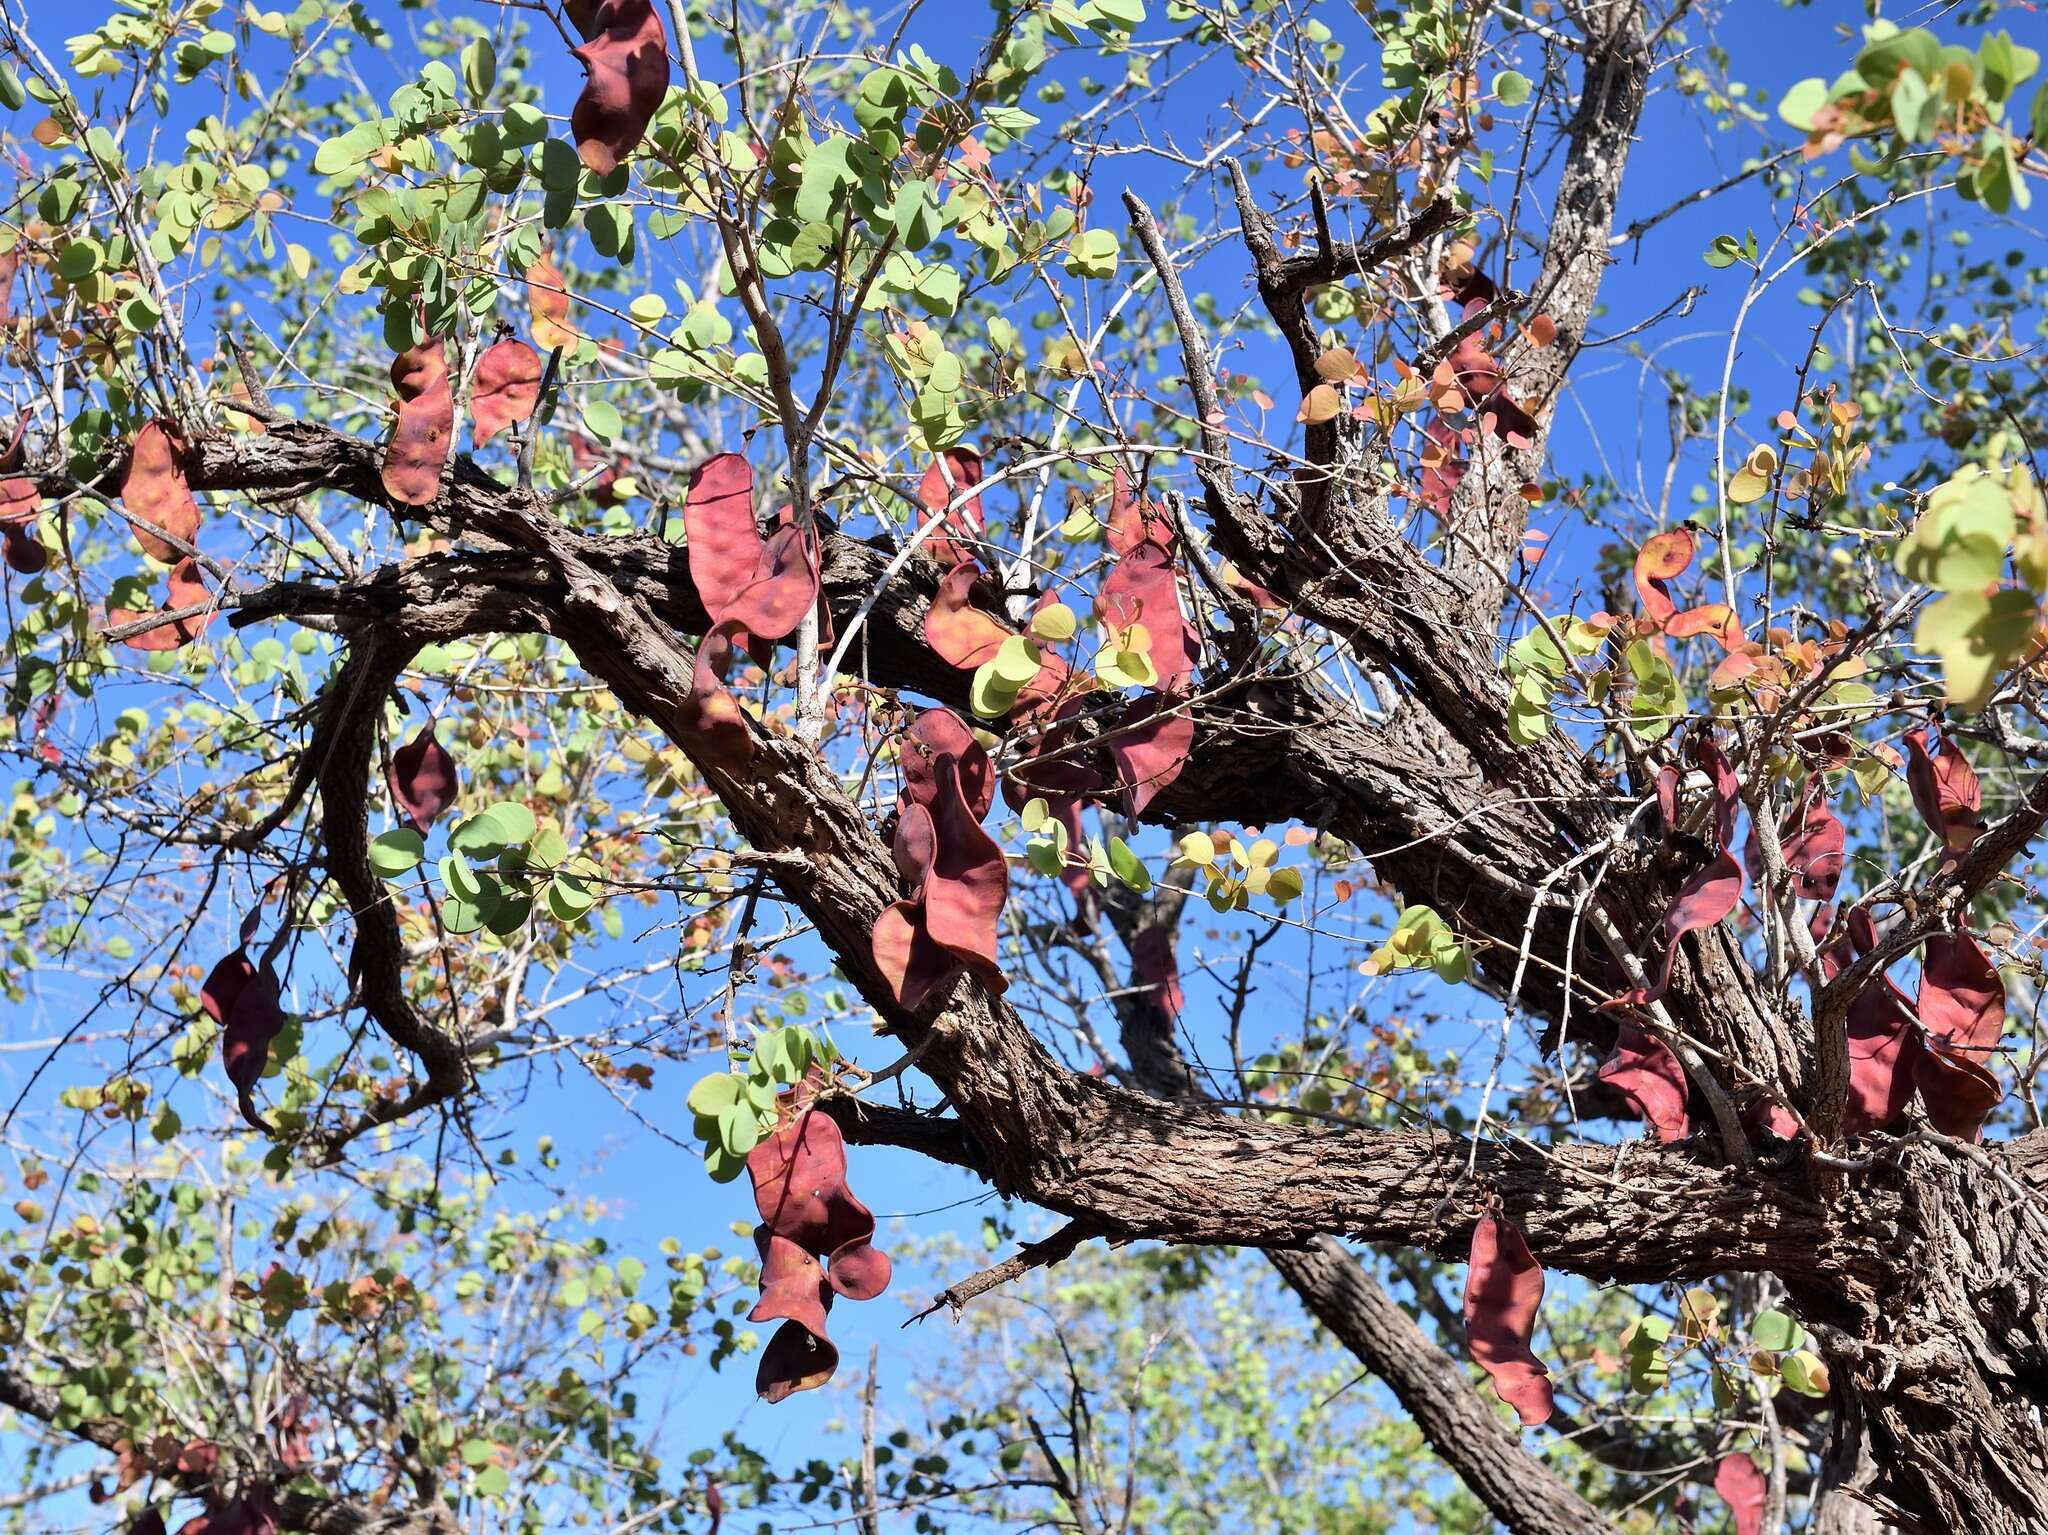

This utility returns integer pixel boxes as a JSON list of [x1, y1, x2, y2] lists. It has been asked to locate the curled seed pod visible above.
[[388, 726, 459, 828], [120, 558, 214, 651], [1462, 1210, 1555, 1427], [1595, 1021, 1690, 1143], [915, 447, 985, 567], [1107, 693, 1193, 816]]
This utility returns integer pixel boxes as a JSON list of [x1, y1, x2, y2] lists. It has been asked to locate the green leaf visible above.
[[1107, 836, 1151, 893], [1777, 76, 1829, 130], [461, 37, 496, 102], [369, 828, 426, 879], [440, 852, 483, 904], [1779, 1348, 1830, 1397], [1064, 227, 1119, 280], [1752, 1308, 1804, 1353], [1494, 69, 1531, 107], [687, 1073, 739, 1117], [1915, 587, 2037, 714]]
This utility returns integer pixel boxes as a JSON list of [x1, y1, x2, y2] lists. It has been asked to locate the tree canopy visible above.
[[0, 0, 2046, 1531]]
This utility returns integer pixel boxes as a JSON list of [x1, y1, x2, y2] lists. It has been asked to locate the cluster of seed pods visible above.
[[744, 1078, 891, 1401]]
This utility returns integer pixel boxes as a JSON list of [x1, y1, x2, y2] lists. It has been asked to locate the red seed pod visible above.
[[381, 339, 453, 507], [570, 0, 670, 176], [388, 726, 459, 828], [470, 336, 543, 448], [1462, 1210, 1555, 1427], [122, 421, 201, 562], [120, 558, 214, 651]]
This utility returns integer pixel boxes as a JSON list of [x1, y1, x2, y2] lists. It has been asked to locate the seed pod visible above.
[[122, 421, 200, 562], [570, 0, 670, 176], [381, 339, 453, 507], [470, 336, 543, 448], [388, 726, 459, 828]]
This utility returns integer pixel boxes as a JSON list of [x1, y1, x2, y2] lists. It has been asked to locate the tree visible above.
[[0, 0, 2046, 1529]]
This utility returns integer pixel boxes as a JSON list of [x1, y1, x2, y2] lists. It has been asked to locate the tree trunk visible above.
[[1808, 1146, 2048, 1533]]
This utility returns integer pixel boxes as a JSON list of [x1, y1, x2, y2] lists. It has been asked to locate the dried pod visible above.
[[388, 726, 459, 828], [381, 338, 453, 507], [122, 421, 201, 562], [570, 0, 670, 176], [470, 336, 543, 448]]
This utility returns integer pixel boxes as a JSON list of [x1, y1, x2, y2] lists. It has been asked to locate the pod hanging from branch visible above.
[[381, 338, 453, 507]]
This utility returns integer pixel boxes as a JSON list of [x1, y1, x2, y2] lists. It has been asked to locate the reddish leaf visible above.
[[1714, 1452, 1766, 1535], [527, 253, 576, 353], [1919, 932, 2005, 1053], [916, 447, 986, 567], [131, 1512, 169, 1535], [570, 0, 670, 175], [1632, 529, 1695, 625], [1462, 1211, 1554, 1427], [120, 558, 214, 651], [1107, 693, 1192, 815], [0, 248, 17, 328], [471, 336, 543, 448], [381, 339, 453, 507], [122, 421, 201, 562], [1664, 602, 1743, 648], [1419, 414, 1466, 516], [1095, 540, 1196, 692], [705, 1475, 724, 1535], [388, 726, 459, 829], [1596, 1021, 1690, 1142]]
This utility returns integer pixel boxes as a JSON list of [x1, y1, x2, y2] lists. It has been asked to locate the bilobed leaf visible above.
[[369, 828, 426, 878], [1914, 586, 2037, 714], [1751, 1308, 1803, 1353]]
